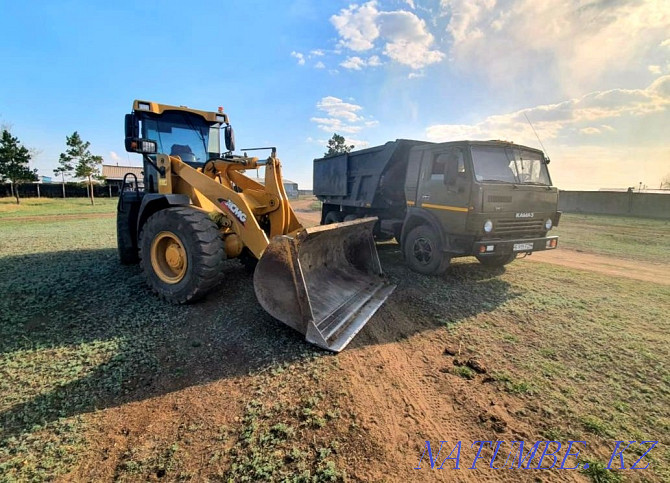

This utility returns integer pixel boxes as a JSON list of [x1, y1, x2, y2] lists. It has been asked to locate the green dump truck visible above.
[[314, 139, 560, 275]]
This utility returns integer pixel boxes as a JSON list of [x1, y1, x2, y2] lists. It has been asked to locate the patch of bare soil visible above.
[[523, 248, 669, 285]]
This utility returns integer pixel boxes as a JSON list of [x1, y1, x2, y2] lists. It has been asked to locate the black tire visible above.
[[324, 210, 343, 224], [403, 225, 450, 275], [117, 213, 139, 265], [476, 253, 517, 267], [343, 214, 358, 222], [139, 207, 225, 304]]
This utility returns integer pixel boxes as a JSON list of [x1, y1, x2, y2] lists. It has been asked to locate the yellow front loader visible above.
[[117, 100, 394, 352]]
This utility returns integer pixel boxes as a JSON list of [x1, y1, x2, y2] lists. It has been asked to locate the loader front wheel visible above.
[[139, 207, 225, 304], [404, 225, 450, 275]]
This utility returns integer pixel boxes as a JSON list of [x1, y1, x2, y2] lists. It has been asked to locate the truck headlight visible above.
[[484, 220, 493, 233], [545, 218, 552, 230]]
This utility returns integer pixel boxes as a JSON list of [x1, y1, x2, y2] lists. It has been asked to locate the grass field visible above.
[[553, 213, 670, 264], [0, 198, 668, 481]]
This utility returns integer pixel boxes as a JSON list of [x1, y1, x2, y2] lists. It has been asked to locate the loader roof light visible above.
[[218, 106, 224, 113], [137, 102, 151, 111], [484, 220, 493, 233]]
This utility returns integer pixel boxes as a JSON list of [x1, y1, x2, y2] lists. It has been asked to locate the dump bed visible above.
[[313, 139, 430, 209]]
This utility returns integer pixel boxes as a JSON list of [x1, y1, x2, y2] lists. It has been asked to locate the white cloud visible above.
[[331, 2, 444, 69], [425, 76, 670, 189], [426, 75, 670, 142], [331, 2, 380, 51], [311, 96, 378, 135], [109, 151, 122, 161], [408, 71, 425, 79], [310, 49, 325, 56], [661, 39, 670, 48], [340, 56, 367, 70], [367, 55, 382, 66], [291, 51, 305, 65], [340, 55, 383, 70], [441, 0, 670, 95], [649, 64, 662, 74], [405, 0, 415, 9], [314, 61, 326, 69]]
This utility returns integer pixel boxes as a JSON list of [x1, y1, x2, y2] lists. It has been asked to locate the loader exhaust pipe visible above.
[[253, 218, 395, 352]]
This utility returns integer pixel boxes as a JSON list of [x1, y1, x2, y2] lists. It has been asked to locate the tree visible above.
[[324, 133, 354, 157], [0, 130, 37, 204], [59, 132, 103, 205], [54, 154, 74, 198]]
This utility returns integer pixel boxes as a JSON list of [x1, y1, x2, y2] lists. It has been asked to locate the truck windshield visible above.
[[471, 146, 551, 185], [142, 111, 220, 164]]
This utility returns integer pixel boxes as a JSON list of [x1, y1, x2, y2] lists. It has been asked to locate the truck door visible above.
[[417, 147, 471, 235]]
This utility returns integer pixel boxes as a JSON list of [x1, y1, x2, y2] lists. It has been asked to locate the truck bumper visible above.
[[473, 236, 558, 256]]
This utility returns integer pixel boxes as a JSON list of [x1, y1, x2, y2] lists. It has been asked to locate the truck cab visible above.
[[401, 140, 559, 273]]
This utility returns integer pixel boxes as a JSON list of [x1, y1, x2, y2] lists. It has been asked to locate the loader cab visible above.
[[125, 100, 235, 193]]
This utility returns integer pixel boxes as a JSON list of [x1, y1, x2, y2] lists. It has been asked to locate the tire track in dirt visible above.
[[333, 290, 585, 482], [522, 248, 669, 285]]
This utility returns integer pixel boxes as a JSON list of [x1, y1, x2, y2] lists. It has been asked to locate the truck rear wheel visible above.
[[476, 253, 517, 267], [404, 225, 450, 275], [139, 207, 225, 304]]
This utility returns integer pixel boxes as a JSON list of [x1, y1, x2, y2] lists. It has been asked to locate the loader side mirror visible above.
[[224, 125, 235, 152], [125, 113, 139, 139], [125, 138, 157, 154]]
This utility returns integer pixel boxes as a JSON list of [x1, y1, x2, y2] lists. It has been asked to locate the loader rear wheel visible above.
[[139, 207, 225, 304], [404, 225, 450, 275]]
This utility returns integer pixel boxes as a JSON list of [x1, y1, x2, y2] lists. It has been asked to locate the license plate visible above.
[[513, 242, 534, 251]]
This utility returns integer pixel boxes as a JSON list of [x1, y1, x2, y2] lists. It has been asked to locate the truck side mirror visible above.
[[225, 125, 235, 152]]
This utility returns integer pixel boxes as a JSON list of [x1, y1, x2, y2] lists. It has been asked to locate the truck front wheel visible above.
[[476, 253, 517, 267], [404, 225, 450, 275]]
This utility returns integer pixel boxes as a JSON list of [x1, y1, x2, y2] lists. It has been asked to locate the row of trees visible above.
[[0, 129, 102, 205]]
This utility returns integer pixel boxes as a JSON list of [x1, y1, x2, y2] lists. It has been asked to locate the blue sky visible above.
[[1, 0, 668, 189]]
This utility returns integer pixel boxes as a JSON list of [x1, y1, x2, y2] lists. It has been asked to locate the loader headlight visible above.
[[545, 218, 553, 230], [484, 220, 493, 233]]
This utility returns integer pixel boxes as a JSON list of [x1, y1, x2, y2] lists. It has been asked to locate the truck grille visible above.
[[494, 218, 545, 237]]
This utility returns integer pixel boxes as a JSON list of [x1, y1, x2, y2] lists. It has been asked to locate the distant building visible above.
[[102, 165, 143, 190]]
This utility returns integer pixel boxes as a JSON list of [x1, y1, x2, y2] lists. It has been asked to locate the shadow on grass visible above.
[[349, 243, 516, 348], [0, 244, 514, 440]]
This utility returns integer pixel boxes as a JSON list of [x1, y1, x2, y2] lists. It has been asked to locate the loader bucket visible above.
[[253, 218, 396, 352]]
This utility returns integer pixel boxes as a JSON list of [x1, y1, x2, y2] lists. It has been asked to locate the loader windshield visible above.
[[471, 146, 551, 185], [142, 111, 220, 164]]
